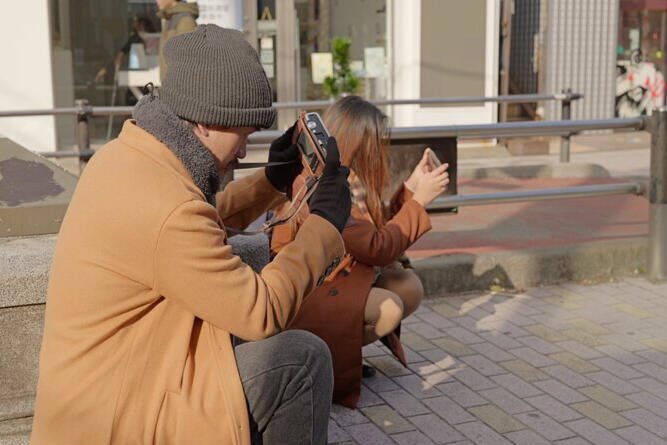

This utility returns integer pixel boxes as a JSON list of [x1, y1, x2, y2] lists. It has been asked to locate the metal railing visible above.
[[0, 90, 582, 163], [237, 117, 644, 146], [271, 92, 582, 109], [428, 182, 644, 209], [1, 95, 666, 280], [0, 92, 580, 117], [31, 116, 645, 160]]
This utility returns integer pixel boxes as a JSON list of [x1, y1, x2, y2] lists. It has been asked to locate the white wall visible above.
[[0, 0, 57, 152]]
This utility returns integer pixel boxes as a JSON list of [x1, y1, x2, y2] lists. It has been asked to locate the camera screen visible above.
[[297, 130, 320, 172]]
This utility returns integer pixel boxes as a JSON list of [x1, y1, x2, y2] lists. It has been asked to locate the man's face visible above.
[[156, 0, 177, 11], [193, 125, 257, 173]]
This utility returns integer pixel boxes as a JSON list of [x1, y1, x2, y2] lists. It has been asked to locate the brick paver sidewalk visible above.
[[328, 278, 667, 444]]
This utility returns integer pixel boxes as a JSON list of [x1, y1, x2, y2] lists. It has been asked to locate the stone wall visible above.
[[0, 235, 54, 444]]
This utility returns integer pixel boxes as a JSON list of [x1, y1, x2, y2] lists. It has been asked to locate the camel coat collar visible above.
[[133, 94, 220, 205]]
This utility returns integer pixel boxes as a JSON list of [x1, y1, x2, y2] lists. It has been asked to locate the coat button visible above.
[[328, 288, 339, 296]]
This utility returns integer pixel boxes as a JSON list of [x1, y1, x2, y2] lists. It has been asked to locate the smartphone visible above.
[[426, 147, 442, 168], [294, 111, 330, 176]]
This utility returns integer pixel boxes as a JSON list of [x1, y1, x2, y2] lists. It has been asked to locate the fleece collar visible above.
[[133, 94, 219, 206]]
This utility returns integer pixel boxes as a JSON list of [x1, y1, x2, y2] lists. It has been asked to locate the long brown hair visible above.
[[323, 96, 389, 227]]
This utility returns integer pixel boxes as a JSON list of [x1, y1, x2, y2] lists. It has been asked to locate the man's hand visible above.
[[265, 123, 303, 193], [308, 137, 351, 233]]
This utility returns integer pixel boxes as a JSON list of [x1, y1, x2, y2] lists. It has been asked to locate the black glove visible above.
[[265, 123, 303, 193], [308, 137, 351, 233]]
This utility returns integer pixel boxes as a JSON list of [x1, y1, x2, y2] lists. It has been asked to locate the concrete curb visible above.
[[0, 234, 649, 305], [0, 417, 31, 445], [0, 236, 55, 308], [413, 237, 647, 297], [457, 162, 611, 180]]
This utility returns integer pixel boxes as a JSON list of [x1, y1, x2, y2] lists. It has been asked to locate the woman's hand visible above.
[[412, 163, 449, 207], [405, 148, 437, 191]]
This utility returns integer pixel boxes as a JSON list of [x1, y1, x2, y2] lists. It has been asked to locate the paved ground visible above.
[[330, 277, 667, 445]]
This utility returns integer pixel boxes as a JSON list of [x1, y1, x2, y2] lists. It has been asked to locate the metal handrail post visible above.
[[560, 88, 573, 163], [648, 108, 667, 281], [75, 99, 92, 172]]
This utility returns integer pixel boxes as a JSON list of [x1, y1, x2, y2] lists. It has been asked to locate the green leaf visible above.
[[326, 36, 359, 98]]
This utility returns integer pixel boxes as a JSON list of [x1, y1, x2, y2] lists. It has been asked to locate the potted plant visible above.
[[323, 37, 359, 99]]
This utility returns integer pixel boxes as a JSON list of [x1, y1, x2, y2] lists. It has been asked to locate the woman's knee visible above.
[[375, 269, 424, 318], [400, 272, 424, 317], [365, 288, 404, 337]]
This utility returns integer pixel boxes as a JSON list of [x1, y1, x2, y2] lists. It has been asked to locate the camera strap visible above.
[[225, 175, 320, 237], [231, 160, 297, 170]]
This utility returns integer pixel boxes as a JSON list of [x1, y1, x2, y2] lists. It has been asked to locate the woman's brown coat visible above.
[[271, 185, 431, 407], [30, 121, 344, 445]]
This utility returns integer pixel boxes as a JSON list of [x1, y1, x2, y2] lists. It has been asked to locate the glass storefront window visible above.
[[49, 0, 389, 146], [50, 0, 160, 147], [293, 0, 388, 101], [616, 1, 667, 116]]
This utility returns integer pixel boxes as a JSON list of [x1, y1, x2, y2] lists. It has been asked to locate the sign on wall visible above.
[[195, 0, 242, 30], [364, 47, 385, 78], [311, 53, 333, 84]]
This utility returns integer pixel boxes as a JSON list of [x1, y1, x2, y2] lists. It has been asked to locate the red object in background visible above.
[[620, 0, 667, 10]]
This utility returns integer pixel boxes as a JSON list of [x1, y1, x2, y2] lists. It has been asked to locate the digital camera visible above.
[[293, 111, 330, 177]]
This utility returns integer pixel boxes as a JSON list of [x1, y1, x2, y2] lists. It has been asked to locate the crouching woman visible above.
[[271, 96, 449, 407]]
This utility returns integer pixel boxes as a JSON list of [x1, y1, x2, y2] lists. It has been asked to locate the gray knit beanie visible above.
[[160, 24, 276, 128]]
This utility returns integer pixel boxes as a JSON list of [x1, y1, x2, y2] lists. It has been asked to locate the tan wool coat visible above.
[[30, 120, 344, 445]]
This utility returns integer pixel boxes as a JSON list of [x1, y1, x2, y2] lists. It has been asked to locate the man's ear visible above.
[[195, 123, 210, 138]]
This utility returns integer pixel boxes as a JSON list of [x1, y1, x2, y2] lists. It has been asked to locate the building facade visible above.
[[0, 0, 506, 152], [8, 1, 665, 153]]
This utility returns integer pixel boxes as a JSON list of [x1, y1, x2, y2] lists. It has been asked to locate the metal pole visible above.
[[245, 117, 644, 144], [75, 99, 92, 173], [648, 108, 667, 281], [560, 88, 572, 163], [0, 94, 585, 117], [427, 182, 643, 210]]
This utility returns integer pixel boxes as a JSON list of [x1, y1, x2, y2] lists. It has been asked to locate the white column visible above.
[[0, 0, 57, 152]]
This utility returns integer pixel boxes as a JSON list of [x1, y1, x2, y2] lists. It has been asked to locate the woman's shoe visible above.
[[362, 364, 376, 378]]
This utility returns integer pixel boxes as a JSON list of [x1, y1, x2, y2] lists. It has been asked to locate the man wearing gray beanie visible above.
[[31, 24, 351, 445]]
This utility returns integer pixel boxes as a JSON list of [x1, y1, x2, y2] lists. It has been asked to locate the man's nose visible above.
[[237, 141, 247, 159]]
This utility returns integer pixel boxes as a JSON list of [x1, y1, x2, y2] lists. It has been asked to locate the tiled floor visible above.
[[328, 278, 667, 444]]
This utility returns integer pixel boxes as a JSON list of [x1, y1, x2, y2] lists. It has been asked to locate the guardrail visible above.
[[428, 182, 645, 209], [272, 92, 582, 109], [246, 117, 644, 145], [5, 95, 667, 280], [25, 116, 641, 162], [0, 92, 580, 117], [0, 91, 582, 164]]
